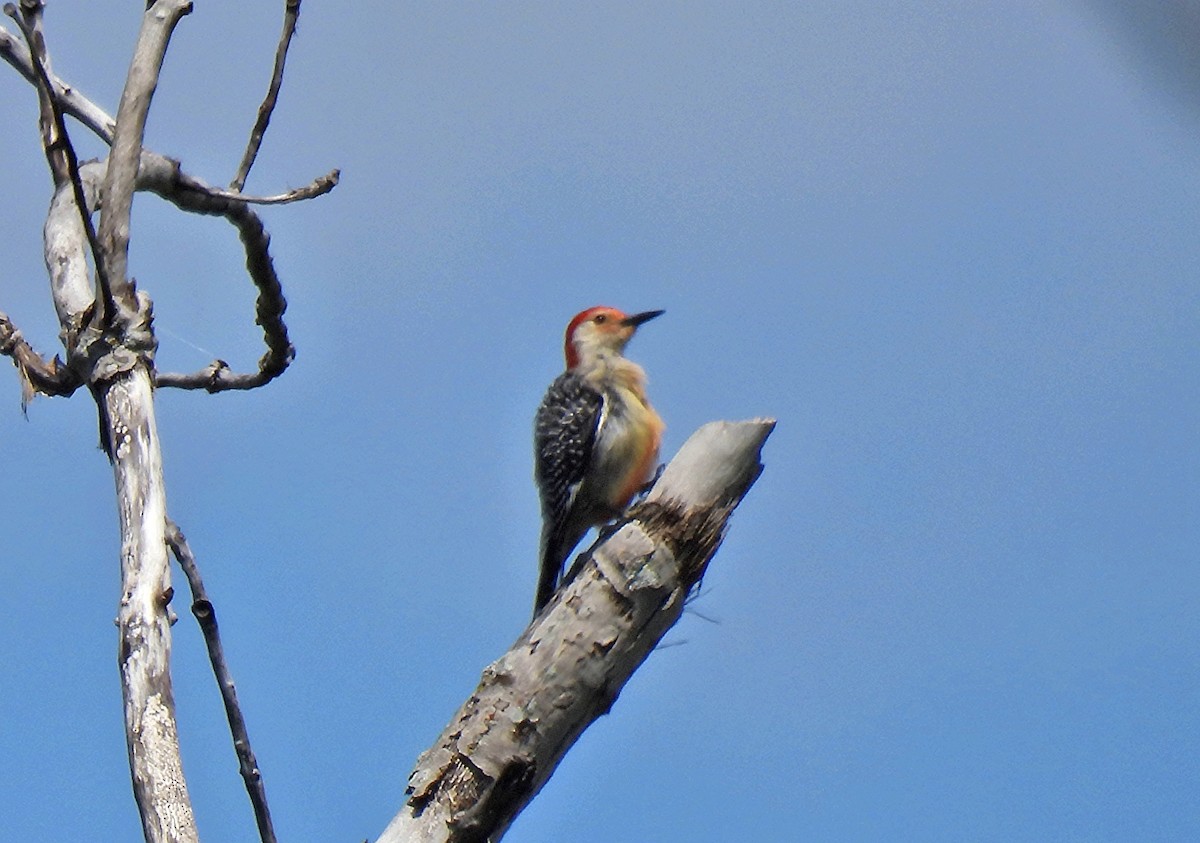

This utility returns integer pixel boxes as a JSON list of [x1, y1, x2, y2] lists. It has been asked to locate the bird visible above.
[[532, 306, 665, 617]]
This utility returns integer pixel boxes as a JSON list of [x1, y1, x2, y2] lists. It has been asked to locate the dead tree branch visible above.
[[0, 311, 81, 402], [0, 17, 335, 208], [378, 419, 775, 843], [109, 372, 196, 843], [134, 153, 298, 391], [38, 2, 198, 839], [0, 23, 115, 140], [96, 0, 191, 311], [6, 2, 330, 840], [188, 169, 341, 206], [6, 1, 115, 325], [41, 126, 292, 843], [231, 0, 302, 191], [8, 0, 65, 184], [167, 520, 278, 843], [2, 13, 331, 394]]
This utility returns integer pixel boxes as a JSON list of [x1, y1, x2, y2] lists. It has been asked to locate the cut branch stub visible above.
[[0, 312, 82, 403]]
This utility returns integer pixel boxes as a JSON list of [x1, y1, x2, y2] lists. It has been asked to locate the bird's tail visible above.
[[534, 528, 565, 618]]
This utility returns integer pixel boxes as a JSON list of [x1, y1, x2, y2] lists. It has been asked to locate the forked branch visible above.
[[1, 6, 334, 395], [0, 23, 115, 139], [4, 3, 332, 842]]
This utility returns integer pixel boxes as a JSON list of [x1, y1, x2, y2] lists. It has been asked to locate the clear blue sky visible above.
[[1, 3, 1196, 841]]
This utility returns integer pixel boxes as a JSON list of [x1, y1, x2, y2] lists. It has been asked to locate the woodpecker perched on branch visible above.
[[533, 306, 665, 617]]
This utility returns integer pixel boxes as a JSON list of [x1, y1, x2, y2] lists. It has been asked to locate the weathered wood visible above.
[[96, 0, 192, 307], [38, 3, 199, 836], [109, 369, 198, 843], [8, 4, 327, 840], [43, 152, 200, 843], [378, 419, 775, 843]]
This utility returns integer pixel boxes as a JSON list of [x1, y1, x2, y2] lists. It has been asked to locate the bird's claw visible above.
[[636, 462, 666, 499]]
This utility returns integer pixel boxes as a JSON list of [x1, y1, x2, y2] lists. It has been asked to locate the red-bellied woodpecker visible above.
[[533, 306, 665, 616]]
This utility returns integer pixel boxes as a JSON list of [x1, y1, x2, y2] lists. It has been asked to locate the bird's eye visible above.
[[594, 314, 607, 323]]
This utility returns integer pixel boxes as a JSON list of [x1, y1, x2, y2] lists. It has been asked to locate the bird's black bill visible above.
[[622, 309, 664, 328]]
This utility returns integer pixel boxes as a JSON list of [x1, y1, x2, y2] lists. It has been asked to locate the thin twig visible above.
[[231, 0, 302, 191], [166, 520, 278, 843], [10, 1, 61, 182], [206, 167, 339, 206]]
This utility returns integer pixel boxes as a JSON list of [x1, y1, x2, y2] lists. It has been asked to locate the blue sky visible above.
[[1, 2, 1197, 841]]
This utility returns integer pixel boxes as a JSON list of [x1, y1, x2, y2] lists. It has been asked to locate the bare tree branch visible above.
[[134, 154, 297, 391], [6, 1, 115, 328], [39, 153, 296, 403], [42, 139, 200, 843], [28, 3, 201, 839], [44, 161, 104, 336], [378, 419, 776, 843], [7, 0, 63, 183], [0, 18, 334, 208], [167, 520, 279, 843], [110, 372, 198, 843], [231, 0, 302, 191], [3, 14, 329, 394], [95, 0, 191, 315], [0, 22, 115, 140], [7, 4, 327, 840], [39, 151, 300, 395], [202, 168, 340, 206]]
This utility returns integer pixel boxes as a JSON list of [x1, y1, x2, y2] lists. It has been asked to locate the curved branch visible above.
[[44, 154, 299, 393], [379, 419, 776, 843], [135, 154, 297, 391], [199, 168, 340, 206]]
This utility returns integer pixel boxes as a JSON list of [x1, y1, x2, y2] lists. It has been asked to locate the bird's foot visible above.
[[635, 462, 666, 499]]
